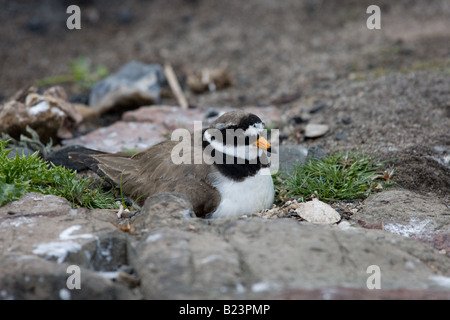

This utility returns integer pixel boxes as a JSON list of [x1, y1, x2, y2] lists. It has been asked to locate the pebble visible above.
[[309, 103, 327, 114], [116, 10, 133, 24], [304, 124, 329, 138], [295, 198, 341, 224], [335, 133, 347, 140], [341, 116, 352, 125]]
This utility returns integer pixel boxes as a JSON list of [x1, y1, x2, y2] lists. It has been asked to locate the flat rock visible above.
[[129, 215, 450, 299], [0, 254, 138, 300], [2, 190, 450, 299], [122, 105, 206, 132], [0, 192, 72, 217], [62, 121, 167, 153], [350, 189, 450, 257], [89, 61, 165, 114]]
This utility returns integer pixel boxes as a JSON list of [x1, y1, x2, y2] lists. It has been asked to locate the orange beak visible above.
[[253, 136, 271, 151]]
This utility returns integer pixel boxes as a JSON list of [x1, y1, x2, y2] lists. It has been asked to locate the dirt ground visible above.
[[1, 0, 449, 203]]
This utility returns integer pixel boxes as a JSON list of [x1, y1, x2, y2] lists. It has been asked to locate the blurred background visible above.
[[1, 0, 449, 105]]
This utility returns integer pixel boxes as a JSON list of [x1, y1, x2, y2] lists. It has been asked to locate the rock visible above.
[[116, 9, 133, 24], [187, 68, 232, 94], [350, 189, 450, 257], [295, 198, 341, 224], [122, 105, 205, 132], [132, 192, 196, 231], [341, 116, 352, 125], [0, 194, 122, 269], [0, 192, 72, 217], [131, 217, 450, 299], [89, 62, 166, 114], [25, 16, 47, 34], [0, 192, 139, 299], [2, 190, 450, 299], [335, 132, 347, 140], [304, 123, 329, 138], [62, 121, 167, 153], [307, 145, 326, 161], [271, 287, 450, 300], [0, 86, 82, 143], [0, 254, 137, 300], [309, 103, 327, 114], [271, 92, 302, 105], [277, 144, 309, 173]]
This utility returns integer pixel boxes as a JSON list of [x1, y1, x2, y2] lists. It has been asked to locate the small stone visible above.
[[335, 133, 347, 140], [25, 17, 47, 33], [116, 10, 133, 24], [304, 124, 329, 138], [295, 198, 341, 224], [309, 103, 327, 114], [341, 116, 352, 125]]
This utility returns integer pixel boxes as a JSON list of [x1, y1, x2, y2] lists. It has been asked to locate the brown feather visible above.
[[73, 136, 220, 218]]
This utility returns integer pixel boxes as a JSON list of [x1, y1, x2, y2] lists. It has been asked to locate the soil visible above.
[[1, 0, 449, 203]]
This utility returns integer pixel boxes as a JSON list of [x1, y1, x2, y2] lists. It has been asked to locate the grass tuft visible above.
[[0, 140, 119, 209], [274, 151, 393, 203]]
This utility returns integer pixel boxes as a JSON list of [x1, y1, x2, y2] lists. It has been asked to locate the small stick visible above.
[[164, 63, 189, 110]]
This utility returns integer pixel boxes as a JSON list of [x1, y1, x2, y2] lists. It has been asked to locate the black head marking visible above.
[[238, 114, 263, 131]]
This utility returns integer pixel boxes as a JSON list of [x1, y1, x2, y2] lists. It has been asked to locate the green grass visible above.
[[35, 56, 109, 91], [0, 140, 119, 209], [274, 151, 393, 203]]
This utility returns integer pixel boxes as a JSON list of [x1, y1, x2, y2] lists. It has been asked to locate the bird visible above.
[[69, 110, 274, 219]]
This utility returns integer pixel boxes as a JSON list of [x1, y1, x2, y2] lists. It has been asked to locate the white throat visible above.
[[208, 167, 274, 219]]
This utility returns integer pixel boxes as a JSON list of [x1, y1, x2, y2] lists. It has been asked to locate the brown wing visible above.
[[74, 140, 220, 218]]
